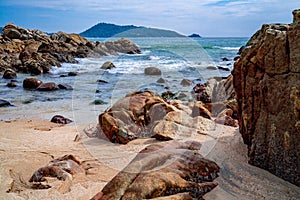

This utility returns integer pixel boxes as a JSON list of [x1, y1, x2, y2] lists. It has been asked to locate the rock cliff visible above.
[[233, 9, 300, 186], [0, 23, 140, 75]]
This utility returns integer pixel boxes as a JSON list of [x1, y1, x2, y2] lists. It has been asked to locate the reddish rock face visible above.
[[232, 9, 300, 186]]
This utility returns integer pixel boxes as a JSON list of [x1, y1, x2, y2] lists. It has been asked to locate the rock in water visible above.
[[0, 99, 13, 107], [232, 9, 300, 186], [101, 61, 115, 70], [23, 78, 43, 89], [36, 82, 59, 91], [144, 67, 162, 75], [91, 140, 219, 200], [2, 69, 17, 79]]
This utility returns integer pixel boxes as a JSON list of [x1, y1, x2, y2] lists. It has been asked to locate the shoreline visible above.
[[0, 118, 299, 199]]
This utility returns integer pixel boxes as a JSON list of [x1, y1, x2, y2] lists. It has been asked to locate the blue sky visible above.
[[0, 0, 299, 37]]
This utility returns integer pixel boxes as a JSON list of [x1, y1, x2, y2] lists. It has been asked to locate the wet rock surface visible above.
[[233, 9, 300, 186], [91, 140, 220, 200], [0, 23, 140, 75]]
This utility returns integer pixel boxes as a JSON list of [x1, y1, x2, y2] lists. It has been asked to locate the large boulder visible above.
[[91, 140, 219, 200], [232, 9, 300, 186], [98, 91, 216, 144]]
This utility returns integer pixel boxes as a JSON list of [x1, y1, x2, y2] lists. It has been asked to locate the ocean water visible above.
[[0, 37, 248, 124]]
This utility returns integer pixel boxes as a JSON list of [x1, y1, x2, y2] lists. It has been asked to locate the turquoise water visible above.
[[0, 37, 248, 123]]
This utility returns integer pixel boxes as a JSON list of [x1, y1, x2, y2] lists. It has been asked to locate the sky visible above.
[[0, 0, 299, 37]]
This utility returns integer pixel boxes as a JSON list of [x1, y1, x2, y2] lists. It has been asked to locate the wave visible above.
[[212, 46, 240, 51]]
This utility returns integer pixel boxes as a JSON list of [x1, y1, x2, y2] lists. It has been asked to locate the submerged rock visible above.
[[144, 67, 162, 75], [91, 140, 219, 200], [232, 9, 300, 186]]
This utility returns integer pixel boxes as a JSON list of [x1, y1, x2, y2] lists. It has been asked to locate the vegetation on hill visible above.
[[80, 23, 185, 37]]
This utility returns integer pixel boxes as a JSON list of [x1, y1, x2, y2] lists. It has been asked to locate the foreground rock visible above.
[[29, 154, 85, 193], [98, 91, 216, 144], [0, 23, 140, 75], [91, 140, 219, 200], [233, 9, 300, 186], [23, 77, 43, 89]]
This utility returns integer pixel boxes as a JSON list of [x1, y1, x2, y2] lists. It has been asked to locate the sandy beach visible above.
[[0, 118, 299, 200]]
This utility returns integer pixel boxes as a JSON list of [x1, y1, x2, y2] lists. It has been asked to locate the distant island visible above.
[[188, 33, 201, 38], [80, 23, 185, 38]]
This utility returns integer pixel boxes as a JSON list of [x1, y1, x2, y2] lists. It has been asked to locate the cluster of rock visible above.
[[233, 9, 300, 186], [23, 77, 73, 91], [0, 23, 140, 75], [91, 140, 219, 199], [98, 91, 214, 144]]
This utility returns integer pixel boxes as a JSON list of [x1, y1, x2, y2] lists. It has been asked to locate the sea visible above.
[[0, 37, 248, 125]]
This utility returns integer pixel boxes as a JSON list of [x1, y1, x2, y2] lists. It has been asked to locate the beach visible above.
[[1, 118, 299, 199]]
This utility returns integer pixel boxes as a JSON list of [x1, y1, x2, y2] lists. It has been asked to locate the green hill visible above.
[[80, 23, 185, 37]]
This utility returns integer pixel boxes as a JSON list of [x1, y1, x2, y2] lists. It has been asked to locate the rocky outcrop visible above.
[[232, 9, 300, 186], [0, 23, 140, 75], [98, 91, 216, 144], [91, 140, 219, 200]]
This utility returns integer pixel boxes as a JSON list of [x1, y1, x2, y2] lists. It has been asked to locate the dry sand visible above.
[[0, 118, 299, 200]]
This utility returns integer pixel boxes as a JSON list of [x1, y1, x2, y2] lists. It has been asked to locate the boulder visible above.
[[180, 78, 193, 86], [144, 67, 162, 75], [23, 77, 43, 89], [232, 9, 300, 186], [91, 140, 219, 200], [101, 61, 115, 70], [98, 91, 216, 144], [2, 69, 17, 79], [36, 82, 59, 91], [156, 77, 168, 83], [50, 115, 73, 124]]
